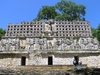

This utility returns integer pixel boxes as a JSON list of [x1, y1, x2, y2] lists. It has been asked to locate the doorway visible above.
[[74, 56, 79, 65], [21, 57, 26, 66], [48, 56, 53, 65]]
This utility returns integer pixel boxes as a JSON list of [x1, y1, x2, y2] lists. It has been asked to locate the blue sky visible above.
[[0, 0, 100, 29]]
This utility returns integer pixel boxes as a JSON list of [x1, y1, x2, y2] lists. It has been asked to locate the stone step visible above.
[[16, 64, 87, 70], [0, 73, 15, 75]]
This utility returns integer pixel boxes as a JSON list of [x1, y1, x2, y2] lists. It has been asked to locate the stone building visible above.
[[0, 19, 100, 69]]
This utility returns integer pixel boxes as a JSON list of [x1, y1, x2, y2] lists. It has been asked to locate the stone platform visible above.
[[16, 65, 87, 70]]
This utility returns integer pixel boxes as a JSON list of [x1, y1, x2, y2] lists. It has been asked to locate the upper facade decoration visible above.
[[0, 20, 98, 52], [5, 19, 92, 38]]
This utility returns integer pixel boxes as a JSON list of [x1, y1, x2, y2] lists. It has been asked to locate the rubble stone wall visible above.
[[0, 54, 21, 68]]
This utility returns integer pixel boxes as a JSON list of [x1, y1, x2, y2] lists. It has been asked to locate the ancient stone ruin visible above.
[[1, 19, 98, 51], [0, 19, 100, 69]]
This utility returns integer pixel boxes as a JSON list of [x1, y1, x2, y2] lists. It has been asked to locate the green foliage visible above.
[[55, 0, 86, 20], [91, 24, 100, 44], [91, 27, 97, 37], [33, 6, 58, 20], [0, 28, 6, 39], [97, 23, 100, 44], [34, 0, 86, 21]]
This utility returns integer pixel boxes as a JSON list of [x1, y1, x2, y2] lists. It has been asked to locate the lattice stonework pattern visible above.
[[5, 20, 92, 37]]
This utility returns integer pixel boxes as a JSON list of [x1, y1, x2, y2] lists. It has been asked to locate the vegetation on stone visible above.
[[33, 0, 100, 43], [0, 0, 99, 43]]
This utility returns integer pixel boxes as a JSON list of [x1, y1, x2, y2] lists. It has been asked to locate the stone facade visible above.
[[0, 51, 100, 68], [0, 37, 99, 51], [0, 53, 28, 68], [5, 19, 92, 37], [0, 19, 100, 69]]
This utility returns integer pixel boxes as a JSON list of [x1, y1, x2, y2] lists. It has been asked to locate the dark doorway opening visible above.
[[21, 57, 26, 66], [74, 56, 79, 65], [48, 56, 53, 65]]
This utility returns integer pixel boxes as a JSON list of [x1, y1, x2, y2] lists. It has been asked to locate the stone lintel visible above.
[[40, 51, 100, 55], [0, 51, 29, 55]]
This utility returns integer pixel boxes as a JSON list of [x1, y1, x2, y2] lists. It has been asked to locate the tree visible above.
[[33, 6, 59, 20], [55, 0, 86, 20], [34, 0, 86, 21], [91, 27, 97, 37], [97, 23, 100, 44], [0, 28, 6, 39]]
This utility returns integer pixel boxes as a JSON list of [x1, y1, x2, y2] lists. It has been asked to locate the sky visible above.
[[0, 0, 100, 29]]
